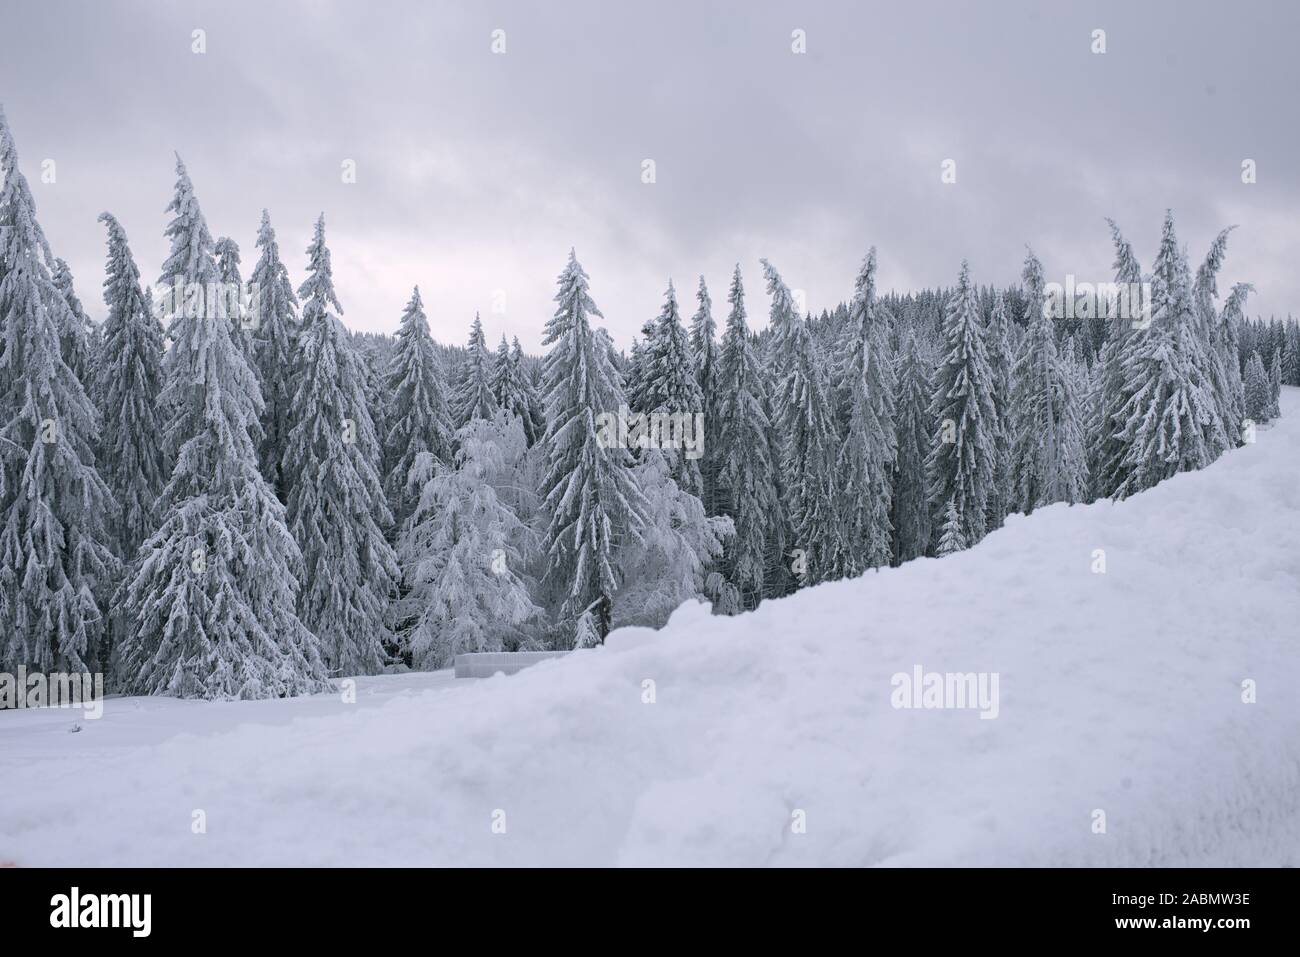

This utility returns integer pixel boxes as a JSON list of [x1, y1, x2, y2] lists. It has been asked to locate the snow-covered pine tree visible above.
[[934, 499, 967, 557], [891, 328, 934, 564], [248, 210, 299, 501], [763, 259, 840, 585], [925, 261, 997, 547], [452, 312, 498, 426], [1063, 336, 1097, 490], [1192, 226, 1244, 451], [1222, 287, 1253, 392], [633, 280, 705, 497], [1282, 321, 1300, 388], [490, 333, 515, 396], [1113, 212, 1223, 498], [689, 275, 722, 515], [215, 236, 258, 378], [1008, 249, 1088, 513], [539, 250, 648, 640], [713, 265, 779, 610], [615, 448, 732, 626], [624, 330, 650, 413], [1268, 346, 1283, 419], [93, 212, 168, 562], [1092, 219, 1144, 500], [832, 248, 896, 577], [396, 412, 541, 668], [383, 286, 453, 527], [515, 337, 548, 445], [491, 334, 521, 420], [761, 257, 802, 376], [116, 157, 330, 699], [360, 343, 389, 469], [0, 107, 117, 675], [49, 257, 96, 390], [282, 216, 398, 676], [1082, 353, 1106, 502], [491, 334, 545, 445], [983, 291, 1014, 528], [1244, 351, 1270, 422], [572, 608, 602, 650]]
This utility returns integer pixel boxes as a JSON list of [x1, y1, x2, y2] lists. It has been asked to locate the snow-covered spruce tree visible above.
[[572, 608, 602, 650], [1192, 227, 1243, 452], [248, 210, 299, 501], [925, 261, 998, 548], [491, 334, 524, 432], [360, 343, 389, 468], [282, 216, 398, 676], [1081, 353, 1106, 502], [452, 312, 498, 427], [689, 275, 722, 515], [983, 291, 1015, 528], [490, 333, 517, 399], [49, 257, 96, 390], [760, 257, 802, 375], [934, 499, 968, 557], [614, 448, 732, 627], [539, 250, 648, 641], [1283, 320, 1300, 387], [1268, 346, 1283, 419], [1112, 213, 1224, 499], [633, 281, 705, 497], [891, 329, 934, 564], [1243, 351, 1270, 423], [1091, 219, 1145, 500], [624, 331, 649, 413], [0, 108, 117, 674], [763, 259, 840, 585], [491, 334, 545, 446], [1008, 249, 1088, 514], [516, 338, 548, 444], [215, 236, 258, 378], [832, 248, 896, 577], [398, 412, 541, 668], [1063, 337, 1096, 486], [384, 286, 453, 527], [713, 265, 779, 610], [116, 157, 330, 699], [93, 212, 168, 562], [760, 382, 796, 598]]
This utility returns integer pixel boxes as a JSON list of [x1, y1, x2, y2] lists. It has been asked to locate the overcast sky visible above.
[[1, 0, 1296, 349]]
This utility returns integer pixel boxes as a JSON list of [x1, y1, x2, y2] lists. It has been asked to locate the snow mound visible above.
[[3, 391, 1299, 866]]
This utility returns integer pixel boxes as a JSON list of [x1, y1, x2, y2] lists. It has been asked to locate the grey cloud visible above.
[[1, 0, 1295, 350]]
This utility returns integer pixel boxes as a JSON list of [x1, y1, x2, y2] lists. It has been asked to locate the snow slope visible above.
[[3, 390, 1298, 867]]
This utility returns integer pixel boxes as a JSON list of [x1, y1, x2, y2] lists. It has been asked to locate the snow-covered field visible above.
[[3, 390, 1298, 867]]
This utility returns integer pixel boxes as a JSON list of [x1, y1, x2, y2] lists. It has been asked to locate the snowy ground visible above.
[[3, 391, 1299, 867]]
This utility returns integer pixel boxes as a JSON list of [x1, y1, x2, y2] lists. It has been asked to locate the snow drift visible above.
[[3, 390, 1299, 866]]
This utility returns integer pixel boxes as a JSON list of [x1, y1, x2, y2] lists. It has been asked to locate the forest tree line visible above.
[[0, 108, 1292, 699]]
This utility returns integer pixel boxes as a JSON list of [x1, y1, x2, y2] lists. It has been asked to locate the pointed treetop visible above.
[[727, 264, 745, 314], [659, 279, 680, 318], [297, 213, 343, 316], [852, 247, 878, 308], [1022, 247, 1047, 319]]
